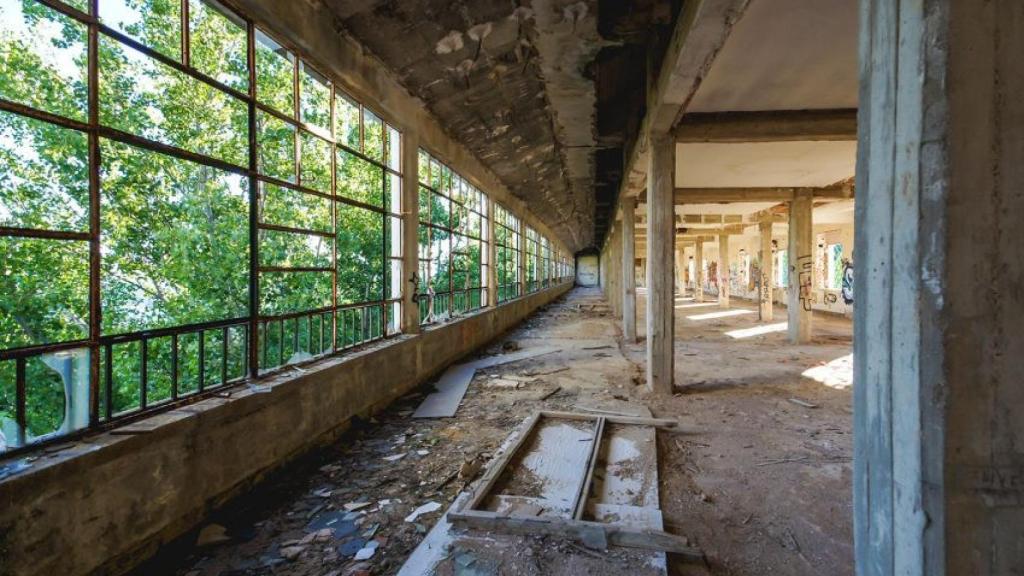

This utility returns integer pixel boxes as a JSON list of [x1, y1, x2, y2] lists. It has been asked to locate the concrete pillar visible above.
[[694, 239, 705, 303], [621, 198, 637, 342], [400, 132, 421, 334], [856, 2, 1024, 575], [786, 191, 812, 343], [758, 220, 774, 322], [718, 234, 730, 308], [675, 243, 686, 295], [485, 197, 497, 308], [646, 133, 675, 394]]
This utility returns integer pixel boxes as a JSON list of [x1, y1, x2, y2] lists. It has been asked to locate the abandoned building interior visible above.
[[0, 0, 1020, 575]]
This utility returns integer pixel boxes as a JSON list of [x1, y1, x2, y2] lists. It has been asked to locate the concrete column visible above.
[[758, 220, 774, 321], [786, 191, 812, 343], [485, 197, 497, 307], [400, 132, 421, 334], [856, 2, 1024, 575], [621, 198, 637, 342], [646, 133, 675, 394], [675, 243, 686, 295], [694, 239, 704, 303], [718, 234, 730, 308]]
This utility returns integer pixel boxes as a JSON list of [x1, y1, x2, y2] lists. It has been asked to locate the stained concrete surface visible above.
[[131, 288, 852, 575]]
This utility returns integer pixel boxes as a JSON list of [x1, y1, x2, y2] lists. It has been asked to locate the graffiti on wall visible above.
[[797, 254, 813, 311], [841, 259, 854, 304]]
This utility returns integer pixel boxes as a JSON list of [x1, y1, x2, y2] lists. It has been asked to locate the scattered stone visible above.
[[404, 501, 442, 523], [279, 545, 305, 561], [339, 537, 367, 557], [344, 501, 372, 512], [196, 524, 230, 547]]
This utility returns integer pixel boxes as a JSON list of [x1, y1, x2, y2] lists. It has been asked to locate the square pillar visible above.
[[787, 191, 812, 343], [645, 133, 675, 394], [400, 132, 421, 334], [621, 197, 637, 342], [759, 220, 774, 321], [855, 2, 1024, 575], [675, 242, 686, 295], [718, 234, 731, 308], [694, 239, 705, 303]]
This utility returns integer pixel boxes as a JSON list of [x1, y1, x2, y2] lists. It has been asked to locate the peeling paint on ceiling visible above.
[[322, 0, 603, 252]]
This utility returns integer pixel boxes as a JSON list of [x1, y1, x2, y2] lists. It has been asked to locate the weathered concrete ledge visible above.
[[0, 283, 571, 576]]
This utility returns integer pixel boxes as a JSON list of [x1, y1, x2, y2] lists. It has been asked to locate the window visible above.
[[0, 0, 405, 452], [494, 204, 520, 303], [524, 227, 539, 293], [417, 150, 488, 324]]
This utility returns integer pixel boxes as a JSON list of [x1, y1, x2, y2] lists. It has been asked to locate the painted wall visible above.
[[685, 221, 855, 317], [576, 254, 600, 286]]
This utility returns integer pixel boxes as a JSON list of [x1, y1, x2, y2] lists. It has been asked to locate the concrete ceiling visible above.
[[686, 0, 859, 113], [323, 0, 605, 252], [675, 141, 857, 188]]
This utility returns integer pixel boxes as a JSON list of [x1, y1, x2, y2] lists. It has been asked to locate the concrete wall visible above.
[[576, 254, 600, 286], [0, 284, 570, 576]]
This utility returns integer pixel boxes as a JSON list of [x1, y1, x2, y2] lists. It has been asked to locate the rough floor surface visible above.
[[131, 287, 852, 576]]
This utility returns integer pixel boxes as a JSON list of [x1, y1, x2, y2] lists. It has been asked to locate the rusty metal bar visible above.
[[257, 222, 333, 238], [171, 333, 179, 400], [15, 358, 27, 446], [246, 18, 260, 380]]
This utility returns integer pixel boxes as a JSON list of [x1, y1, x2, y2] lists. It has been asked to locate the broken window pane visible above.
[[188, 0, 248, 91], [0, 0, 88, 121], [0, 112, 89, 232], [255, 29, 294, 116], [100, 139, 249, 335]]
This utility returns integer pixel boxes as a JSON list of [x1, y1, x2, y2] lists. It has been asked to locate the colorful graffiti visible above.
[[842, 259, 854, 304]]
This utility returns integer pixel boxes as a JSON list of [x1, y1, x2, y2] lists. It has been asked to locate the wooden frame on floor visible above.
[[447, 411, 702, 560]]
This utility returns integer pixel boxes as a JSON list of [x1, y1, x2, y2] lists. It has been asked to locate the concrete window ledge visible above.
[[0, 283, 572, 576]]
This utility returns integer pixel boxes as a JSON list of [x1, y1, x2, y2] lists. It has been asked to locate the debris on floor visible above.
[[128, 289, 853, 576]]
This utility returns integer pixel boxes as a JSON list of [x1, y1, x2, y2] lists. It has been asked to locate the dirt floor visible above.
[[132, 287, 853, 576]]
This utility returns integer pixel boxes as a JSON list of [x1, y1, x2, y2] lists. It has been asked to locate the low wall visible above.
[[0, 284, 571, 576]]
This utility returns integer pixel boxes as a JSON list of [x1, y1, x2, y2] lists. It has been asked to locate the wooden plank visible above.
[[541, 410, 677, 428], [462, 412, 543, 512], [572, 417, 605, 520], [447, 509, 702, 560]]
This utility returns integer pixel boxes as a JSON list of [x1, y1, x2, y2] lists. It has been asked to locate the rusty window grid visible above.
[[416, 150, 489, 323], [0, 0, 406, 455], [493, 203, 522, 304]]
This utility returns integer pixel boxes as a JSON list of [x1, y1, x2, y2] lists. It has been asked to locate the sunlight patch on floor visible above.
[[802, 354, 854, 389], [675, 302, 719, 310], [687, 309, 755, 321], [724, 322, 788, 339]]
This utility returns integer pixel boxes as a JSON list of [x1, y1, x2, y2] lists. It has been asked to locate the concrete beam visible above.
[[616, 0, 753, 202], [674, 185, 853, 204], [675, 109, 858, 143]]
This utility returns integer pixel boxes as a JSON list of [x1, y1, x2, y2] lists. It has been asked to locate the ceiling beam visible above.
[[674, 109, 858, 143], [674, 185, 854, 204]]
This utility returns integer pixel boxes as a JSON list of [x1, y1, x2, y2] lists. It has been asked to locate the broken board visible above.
[[412, 347, 559, 418], [399, 410, 696, 575]]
